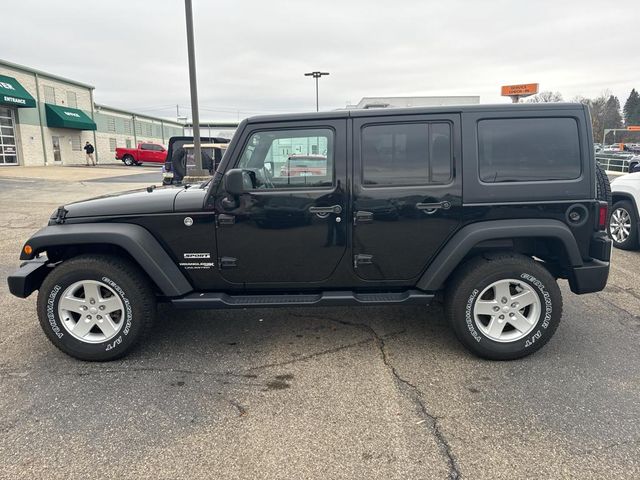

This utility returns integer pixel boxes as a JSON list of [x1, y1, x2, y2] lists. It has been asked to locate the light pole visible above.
[[184, 0, 205, 177], [304, 71, 330, 112]]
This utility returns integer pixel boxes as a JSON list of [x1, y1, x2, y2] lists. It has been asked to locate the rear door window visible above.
[[361, 122, 452, 186], [478, 118, 581, 182]]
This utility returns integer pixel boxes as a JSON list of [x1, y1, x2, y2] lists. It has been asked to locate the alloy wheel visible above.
[[58, 280, 125, 344], [473, 278, 542, 342], [610, 207, 632, 243]]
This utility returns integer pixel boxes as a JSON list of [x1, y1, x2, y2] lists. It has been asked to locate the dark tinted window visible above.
[[478, 118, 581, 183], [361, 122, 452, 186]]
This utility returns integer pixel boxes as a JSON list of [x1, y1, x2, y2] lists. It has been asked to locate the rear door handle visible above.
[[416, 201, 451, 213], [309, 204, 342, 214]]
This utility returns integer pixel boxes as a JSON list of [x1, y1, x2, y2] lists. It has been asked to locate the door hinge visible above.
[[354, 254, 373, 268], [219, 257, 237, 269]]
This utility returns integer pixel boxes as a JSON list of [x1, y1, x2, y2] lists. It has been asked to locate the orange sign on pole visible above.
[[501, 84, 539, 96], [627, 126, 640, 131], [501, 83, 539, 103]]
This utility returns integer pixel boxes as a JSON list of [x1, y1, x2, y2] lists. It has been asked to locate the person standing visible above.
[[83, 141, 95, 166]]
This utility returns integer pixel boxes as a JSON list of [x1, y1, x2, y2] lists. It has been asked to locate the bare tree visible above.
[[526, 91, 564, 103]]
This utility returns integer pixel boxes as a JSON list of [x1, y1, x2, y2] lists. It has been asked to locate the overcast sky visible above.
[[2, 0, 639, 121]]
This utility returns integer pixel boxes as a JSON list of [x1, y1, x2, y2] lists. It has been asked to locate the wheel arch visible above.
[[416, 219, 583, 292], [611, 191, 639, 218], [21, 223, 192, 297]]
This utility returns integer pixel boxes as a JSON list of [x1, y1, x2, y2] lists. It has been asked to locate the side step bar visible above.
[[171, 289, 434, 309]]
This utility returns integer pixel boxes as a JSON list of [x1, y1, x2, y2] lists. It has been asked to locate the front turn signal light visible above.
[[23, 245, 33, 256]]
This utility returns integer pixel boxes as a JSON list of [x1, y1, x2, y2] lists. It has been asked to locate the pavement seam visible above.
[[330, 318, 461, 480]]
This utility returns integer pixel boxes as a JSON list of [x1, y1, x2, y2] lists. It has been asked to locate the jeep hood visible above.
[[59, 187, 181, 219]]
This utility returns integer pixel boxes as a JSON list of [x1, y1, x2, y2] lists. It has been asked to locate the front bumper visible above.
[[7, 258, 52, 298]]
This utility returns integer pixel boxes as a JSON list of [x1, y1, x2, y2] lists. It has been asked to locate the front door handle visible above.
[[309, 204, 342, 214], [416, 201, 451, 214]]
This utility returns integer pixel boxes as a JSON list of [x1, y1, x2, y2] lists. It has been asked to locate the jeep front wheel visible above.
[[37, 255, 155, 361], [445, 254, 562, 360]]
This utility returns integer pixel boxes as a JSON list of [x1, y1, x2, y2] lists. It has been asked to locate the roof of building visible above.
[[0, 58, 95, 89], [184, 121, 240, 127], [94, 103, 184, 127], [352, 96, 480, 109]]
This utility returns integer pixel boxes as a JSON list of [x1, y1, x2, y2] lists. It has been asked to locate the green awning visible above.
[[0, 74, 36, 108], [45, 104, 96, 130]]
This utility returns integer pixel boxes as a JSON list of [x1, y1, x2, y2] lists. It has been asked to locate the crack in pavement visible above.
[[247, 338, 374, 371], [329, 318, 461, 480]]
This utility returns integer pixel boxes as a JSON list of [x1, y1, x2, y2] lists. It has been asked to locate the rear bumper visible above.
[[568, 259, 610, 295], [7, 258, 52, 298]]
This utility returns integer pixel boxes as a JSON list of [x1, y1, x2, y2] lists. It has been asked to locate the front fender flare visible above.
[[21, 223, 192, 297], [416, 219, 583, 291]]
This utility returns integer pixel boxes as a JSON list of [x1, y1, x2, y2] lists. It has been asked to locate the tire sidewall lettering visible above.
[[46, 285, 64, 338], [519, 272, 553, 348], [101, 276, 133, 338], [465, 288, 483, 342]]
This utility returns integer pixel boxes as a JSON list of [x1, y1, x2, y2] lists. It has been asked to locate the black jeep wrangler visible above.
[[8, 103, 612, 361]]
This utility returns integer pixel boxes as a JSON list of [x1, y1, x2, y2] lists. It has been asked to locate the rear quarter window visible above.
[[478, 117, 581, 183]]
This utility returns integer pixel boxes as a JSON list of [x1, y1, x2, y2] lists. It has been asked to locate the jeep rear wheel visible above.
[[37, 255, 155, 361], [445, 254, 562, 360]]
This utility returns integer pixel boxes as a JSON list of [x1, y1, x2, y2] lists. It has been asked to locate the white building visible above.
[[0, 59, 184, 166], [346, 96, 480, 109]]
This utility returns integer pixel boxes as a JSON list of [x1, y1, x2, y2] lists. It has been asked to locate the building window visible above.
[[361, 122, 452, 186], [71, 135, 82, 151], [135, 121, 142, 135], [478, 118, 581, 183], [66, 91, 77, 108], [109, 138, 117, 151], [145, 123, 152, 136], [126, 139, 132, 148], [107, 117, 116, 133], [44, 85, 55, 104], [124, 119, 132, 135]]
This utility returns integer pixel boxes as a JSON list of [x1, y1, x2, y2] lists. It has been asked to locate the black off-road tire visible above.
[[445, 253, 562, 360], [37, 255, 156, 361], [595, 162, 612, 208], [609, 200, 639, 250]]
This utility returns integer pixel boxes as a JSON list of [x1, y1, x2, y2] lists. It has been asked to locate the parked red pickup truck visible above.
[[115, 143, 167, 166]]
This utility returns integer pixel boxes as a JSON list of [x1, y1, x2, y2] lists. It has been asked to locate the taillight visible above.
[[598, 202, 608, 230]]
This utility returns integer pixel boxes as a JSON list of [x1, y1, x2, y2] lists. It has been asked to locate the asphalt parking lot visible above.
[[0, 166, 639, 479]]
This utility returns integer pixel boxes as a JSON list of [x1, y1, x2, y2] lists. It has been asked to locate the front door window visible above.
[[0, 107, 18, 165], [237, 128, 334, 189]]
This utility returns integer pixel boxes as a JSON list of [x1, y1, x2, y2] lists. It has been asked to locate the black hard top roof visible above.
[[246, 102, 586, 124]]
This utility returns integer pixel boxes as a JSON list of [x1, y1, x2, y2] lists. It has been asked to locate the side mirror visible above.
[[224, 168, 245, 196]]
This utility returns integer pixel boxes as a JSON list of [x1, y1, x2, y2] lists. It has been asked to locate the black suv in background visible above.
[[162, 136, 230, 185], [9, 103, 612, 361]]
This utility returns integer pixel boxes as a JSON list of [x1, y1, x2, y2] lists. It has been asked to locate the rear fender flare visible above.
[[416, 219, 583, 291]]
